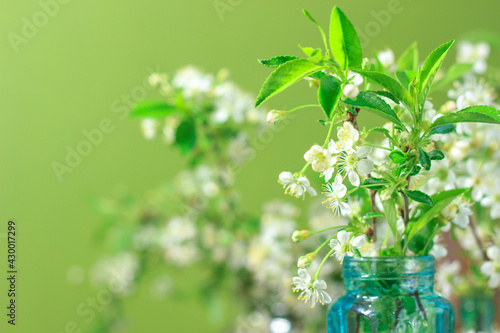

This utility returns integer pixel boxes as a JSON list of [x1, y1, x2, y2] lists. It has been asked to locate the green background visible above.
[[1, 0, 499, 332]]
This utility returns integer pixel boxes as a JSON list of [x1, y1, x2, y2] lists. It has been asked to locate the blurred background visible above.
[[1, 0, 500, 332]]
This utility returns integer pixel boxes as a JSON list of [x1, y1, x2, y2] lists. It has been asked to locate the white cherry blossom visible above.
[[329, 230, 365, 262], [292, 269, 332, 308], [278, 172, 317, 198], [337, 146, 375, 186], [304, 145, 331, 172], [323, 174, 352, 216]]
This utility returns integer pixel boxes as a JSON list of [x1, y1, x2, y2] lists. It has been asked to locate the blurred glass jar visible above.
[[327, 256, 454, 332], [460, 295, 495, 332]]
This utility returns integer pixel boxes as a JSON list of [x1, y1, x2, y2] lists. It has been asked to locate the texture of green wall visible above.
[[1, 0, 499, 332]]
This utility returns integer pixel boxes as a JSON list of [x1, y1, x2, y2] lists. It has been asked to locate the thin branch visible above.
[[367, 175, 378, 241], [403, 176, 411, 225], [469, 214, 488, 261], [411, 291, 428, 321]]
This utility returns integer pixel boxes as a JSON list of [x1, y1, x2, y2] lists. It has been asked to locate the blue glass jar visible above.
[[460, 295, 495, 332], [327, 256, 454, 332]]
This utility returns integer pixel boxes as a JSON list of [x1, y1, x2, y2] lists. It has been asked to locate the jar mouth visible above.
[[342, 256, 435, 279]]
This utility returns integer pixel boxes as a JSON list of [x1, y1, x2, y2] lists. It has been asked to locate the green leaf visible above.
[[429, 105, 500, 131], [417, 40, 454, 105], [397, 42, 419, 71], [429, 124, 455, 135], [389, 150, 407, 163], [329, 7, 362, 70], [406, 188, 469, 242], [258, 56, 299, 68], [395, 70, 417, 89], [318, 75, 342, 118], [362, 212, 384, 220], [432, 63, 473, 91], [382, 199, 399, 239], [354, 70, 413, 110], [418, 148, 431, 170], [372, 90, 399, 104], [428, 150, 445, 161], [299, 45, 323, 63], [409, 165, 422, 176], [303, 10, 329, 56], [175, 119, 197, 153], [343, 91, 406, 129], [131, 101, 176, 118], [363, 177, 389, 191], [403, 189, 433, 206], [255, 59, 327, 107]]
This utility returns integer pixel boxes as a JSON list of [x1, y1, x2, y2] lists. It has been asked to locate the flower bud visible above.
[[379, 188, 393, 201], [266, 110, 286, 124], [343, 84, 359, 99], [292, 230, 310, 243], [297, 253, 316, 268], [362, 58, 371, 70]]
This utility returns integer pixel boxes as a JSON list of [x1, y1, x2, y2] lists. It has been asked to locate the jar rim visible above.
[[344, 256, 434, 263], [342, 256, 436, 279]]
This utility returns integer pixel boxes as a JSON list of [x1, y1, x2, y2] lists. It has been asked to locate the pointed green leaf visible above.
[[429, 124, 455, 135], [362, 177, 389, 190], [362, 212, 384, 220], [318, 75, 342, 118], [258, 56, 299, 68], [343, 91, 406, 129], [429, 105, 500, 131], [329, 7, 362, 70], [395, 70, 417, 89], [403, 189, 433, 206], [428, 150, 445, 161], [417, 40, 454, 105], [372, 90, 399, 104], [131, 101, 176, 118], [299, 45, 323, 63], [354, 70, 413, 110], [303, 10, 329, 56], [255, 59, 327, 107], [382, 199, 399, 239], [407, 188, 469, 242], [397, 42, 419, 71], [389, 150, 407, 163], [418, 148, 431, 170], [176, 119, 197, 153], [409, 165, 422, 176]]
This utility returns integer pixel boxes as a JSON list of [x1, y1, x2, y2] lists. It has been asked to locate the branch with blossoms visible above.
[[254, 6, 500, 308], [85, 66, 344, 333], [413, 38, 500, 317]]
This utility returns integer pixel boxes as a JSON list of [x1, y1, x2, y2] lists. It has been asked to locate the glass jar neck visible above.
[[342, 256, 435, 296]]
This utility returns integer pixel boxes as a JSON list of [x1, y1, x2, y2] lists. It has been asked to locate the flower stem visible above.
[[322, 114, 338, 148], [363, 143, 391, 151], [309, 226, 344, 235], [313, 233, 339, 255], [299, 163, 311, 176], [286, 104, 321, 114], [313, 248, 335, 280]]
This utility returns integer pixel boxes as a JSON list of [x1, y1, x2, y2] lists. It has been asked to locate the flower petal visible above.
[[352, 236, 366, 247], [357, 159, 375, 175], [313, 279, 327, 290], [348, 170, 360, 187], [340, 202, 352, 216], [337, 230, 349, 244]]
